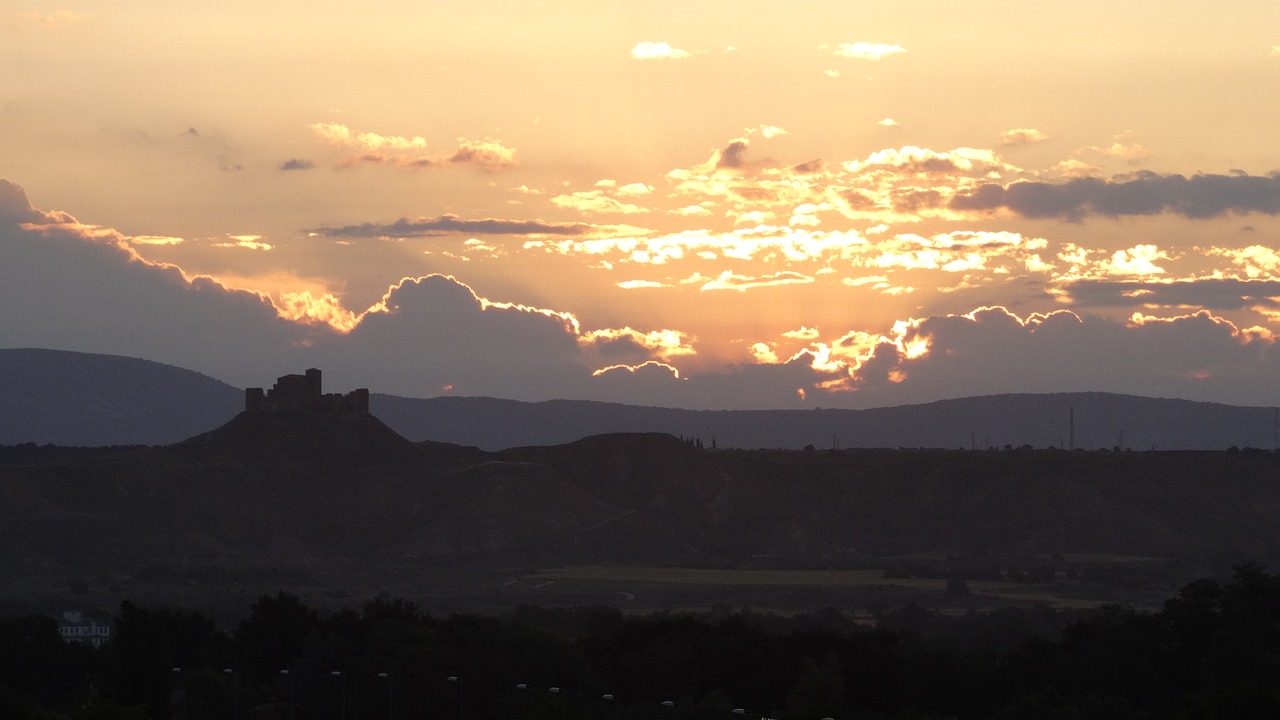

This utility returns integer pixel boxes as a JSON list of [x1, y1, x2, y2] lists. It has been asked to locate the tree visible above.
[[234, 592, 320, 684]]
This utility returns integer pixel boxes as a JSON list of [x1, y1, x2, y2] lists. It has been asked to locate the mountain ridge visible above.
[[2, 347, 1276, 450]]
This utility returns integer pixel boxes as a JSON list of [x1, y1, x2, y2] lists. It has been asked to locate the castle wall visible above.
[[243, 369, 369, 414]]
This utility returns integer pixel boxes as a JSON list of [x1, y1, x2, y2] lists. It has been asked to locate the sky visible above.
[[4, 1, 1280, 409]]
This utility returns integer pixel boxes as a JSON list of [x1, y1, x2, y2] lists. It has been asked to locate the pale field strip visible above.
[[536, 566, 907, 586], [532, 566, 1125, 609]]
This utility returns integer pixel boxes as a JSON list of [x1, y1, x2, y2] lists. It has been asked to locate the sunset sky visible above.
[[5, 1, 1280, 409]]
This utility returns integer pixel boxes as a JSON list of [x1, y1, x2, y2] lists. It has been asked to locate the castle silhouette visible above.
[[244, 369, 369, 414]]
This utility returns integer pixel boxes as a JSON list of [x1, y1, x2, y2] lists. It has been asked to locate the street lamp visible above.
[[602, 693, 620, 720], [515, 683, 534, 720], [223, 669, 239, 720], [447, 676, 464, 720], [378, 672, 394, 720], [332, 671, 346, 720], [279, 670, 295, 720], [548, 687, 567, 720], [172, 668, 185, 720]]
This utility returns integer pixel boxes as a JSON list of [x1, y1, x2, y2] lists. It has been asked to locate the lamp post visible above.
[[447, 676, 464, 720], [280, 670, 296, 720], [378, 672, 394, 720], [332, 671, 346, 720], [548, 687, 566, 720], [172, 668, 185, 720], [515, 683, 534, 720], [223, 669, 239, 720], [602, 693, 620, 720]]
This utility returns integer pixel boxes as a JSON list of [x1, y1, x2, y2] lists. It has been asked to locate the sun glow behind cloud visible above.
[[7, 3, 1280, 409]]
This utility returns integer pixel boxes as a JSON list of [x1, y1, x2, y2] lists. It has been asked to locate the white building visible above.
[[57, 611, 111, 648]]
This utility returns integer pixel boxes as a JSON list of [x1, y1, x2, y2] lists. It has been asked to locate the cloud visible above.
[[1077, 138, 1149, 165], [448, 139, 517, 170], [832, 42, 905, 60], [322, 275, 592, 398], [0, 180, 319, 384], [130, 235, 185, 246], [0, 181, 699, 402], [280, 158, 315, 171], [783, 326, 820, 340], [716, 139, 751, 170], [12, 10, 85, 29], [309, 123, 516, 170], [307, 214, 599, 238], [999, 128, 1049, 146], [698, 270, 815, 292], [631, 41, 695, 60], [773, 306, 1280, 408], [550, 191, 648, 215], [579, 327, 695, 362], [952, 173, 1280, 220], [615, 183, 654, 196], [1057, 278, 1280, 312], [213, 234, 273, 251], [0, 180, 71, 224], [310, 122, 428, 153]]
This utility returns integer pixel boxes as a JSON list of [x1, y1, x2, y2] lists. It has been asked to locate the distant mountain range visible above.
[[2, 348, 1278, 450]]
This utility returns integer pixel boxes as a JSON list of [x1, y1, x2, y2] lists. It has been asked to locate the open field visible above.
[[1, 554, 1186, 629]]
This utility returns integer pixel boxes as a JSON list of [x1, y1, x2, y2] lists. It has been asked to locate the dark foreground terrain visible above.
[[2, 407, 1279, 623], [6, 566, 1280, 720]]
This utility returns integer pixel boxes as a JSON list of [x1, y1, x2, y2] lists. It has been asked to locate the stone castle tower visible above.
[[244, 368, 369, 414]]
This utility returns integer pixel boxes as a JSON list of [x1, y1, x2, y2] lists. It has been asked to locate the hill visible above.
[[3, 412, 1280, 580], [3, 348, 1277, 451], [372, 391, 1280, 451], [0, 348, 241, 446]]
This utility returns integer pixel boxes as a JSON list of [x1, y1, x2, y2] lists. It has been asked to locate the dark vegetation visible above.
[[5, 422, 1280, 576], [5, 413, 1280, 624], [6, 565, 1280, 719]]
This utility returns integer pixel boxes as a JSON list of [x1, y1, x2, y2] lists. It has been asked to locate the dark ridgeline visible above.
[[4, 348, 1280, 450], [0, 348, 242, 446]]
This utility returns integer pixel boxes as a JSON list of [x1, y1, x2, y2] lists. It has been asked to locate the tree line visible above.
[[5, 565, 1280, 719]]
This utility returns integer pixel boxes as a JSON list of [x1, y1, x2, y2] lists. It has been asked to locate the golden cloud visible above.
[[832, 42, 905, 60], [12, 10, 85, 29], [999, 128, 1049, 146], [631, 41, 695, 60]]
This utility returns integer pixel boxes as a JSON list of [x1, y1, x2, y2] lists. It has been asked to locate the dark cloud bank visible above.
[[309, 214, 593, 238], [953, 172, 1280, 219]]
